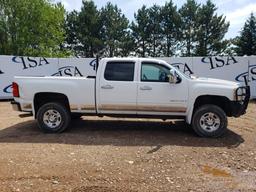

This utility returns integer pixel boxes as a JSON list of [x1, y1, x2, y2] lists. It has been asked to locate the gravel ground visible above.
[[0, 101, 255, 192]]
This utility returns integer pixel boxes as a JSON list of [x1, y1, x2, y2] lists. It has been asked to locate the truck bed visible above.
[[14, 76, 96, 113]]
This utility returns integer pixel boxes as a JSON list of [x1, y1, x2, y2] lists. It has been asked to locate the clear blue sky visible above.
[[54, 0, 256, 39]]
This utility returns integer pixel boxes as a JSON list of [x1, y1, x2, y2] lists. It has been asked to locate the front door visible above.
[[98, 61, 138, 114], [137, 61, 188, 115]]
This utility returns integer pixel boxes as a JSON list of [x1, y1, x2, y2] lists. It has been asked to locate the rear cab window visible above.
[[104, 62, 135, 81]]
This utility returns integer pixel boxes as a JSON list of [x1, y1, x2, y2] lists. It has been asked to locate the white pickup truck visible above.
[[11, 58, 250, 137]]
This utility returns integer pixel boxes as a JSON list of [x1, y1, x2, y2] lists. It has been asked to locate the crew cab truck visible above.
[[11, 58, 250, 137]]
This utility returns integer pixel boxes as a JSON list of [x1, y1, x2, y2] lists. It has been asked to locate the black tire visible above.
[[192, 104, 227, 138], [36, 102, 71, 133]]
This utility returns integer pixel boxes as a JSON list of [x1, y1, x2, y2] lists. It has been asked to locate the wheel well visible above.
[[194, 95, 232, 116], [34, 92, 70, 116]]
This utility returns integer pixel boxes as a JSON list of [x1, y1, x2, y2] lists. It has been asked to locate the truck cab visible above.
[[96, 58, 188, 116]]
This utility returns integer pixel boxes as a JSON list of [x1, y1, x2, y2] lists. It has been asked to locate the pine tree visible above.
[[161, 0, 180, 56], [196, 0, 229, 56], [65, 10, 79, 55], [235, 13, 256, 56], [78, 0, 102, 57], [130, 6, 151, 57], [147, 5, 163, 57], [99, 2, 130, 57], [65, 1, 102, 57], [179, 0, 200, 56], [118, 30, 134, 57]]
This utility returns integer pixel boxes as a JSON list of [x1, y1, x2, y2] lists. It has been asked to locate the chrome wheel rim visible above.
[[43, 109, 62, 129], [199, 112, 220, 132]]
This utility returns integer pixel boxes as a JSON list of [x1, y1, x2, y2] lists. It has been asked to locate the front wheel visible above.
[[192, 104, 227, 138], [36, 102, 71, 133]]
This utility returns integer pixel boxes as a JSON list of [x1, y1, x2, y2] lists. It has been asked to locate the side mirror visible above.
[[168, 69, 178, 84]]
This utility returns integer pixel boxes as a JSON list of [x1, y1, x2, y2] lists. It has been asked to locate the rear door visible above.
[[97, 60, 138, 114]]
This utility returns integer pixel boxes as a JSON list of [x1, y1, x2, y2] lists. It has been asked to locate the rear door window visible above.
[[104, 62, 135, 81]]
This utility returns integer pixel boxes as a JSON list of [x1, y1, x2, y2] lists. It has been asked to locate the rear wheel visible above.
[[36, 102, 70, 133], [192, 104, 227, 137]]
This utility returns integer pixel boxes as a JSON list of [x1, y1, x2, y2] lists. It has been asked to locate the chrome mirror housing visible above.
[[168, 69, 178, 84]]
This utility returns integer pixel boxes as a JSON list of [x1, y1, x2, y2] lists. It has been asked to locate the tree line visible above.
[[0, 0, 255, 57]]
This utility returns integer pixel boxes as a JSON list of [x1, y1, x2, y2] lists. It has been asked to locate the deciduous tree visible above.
[[0, 0, 66, 57]]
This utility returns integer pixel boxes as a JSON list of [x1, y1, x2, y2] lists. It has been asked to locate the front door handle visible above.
[[101, 85, 114, 89], [140, 86, 152, 90]]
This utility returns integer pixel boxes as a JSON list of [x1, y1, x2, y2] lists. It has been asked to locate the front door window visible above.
[[141, 63, 170, 82]]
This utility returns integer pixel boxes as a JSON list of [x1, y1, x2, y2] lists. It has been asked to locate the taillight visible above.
[[12, 82, 20, 97]]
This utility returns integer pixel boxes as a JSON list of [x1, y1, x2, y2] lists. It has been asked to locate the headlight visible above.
[[235, 87, 246, 101]]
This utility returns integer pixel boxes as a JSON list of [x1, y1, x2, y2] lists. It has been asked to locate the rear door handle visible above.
[[101, 85, 114, 89], [140, 86, 152, 90]]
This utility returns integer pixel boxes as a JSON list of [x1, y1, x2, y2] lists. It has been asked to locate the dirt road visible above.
[[0, 101, 255, 192]]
